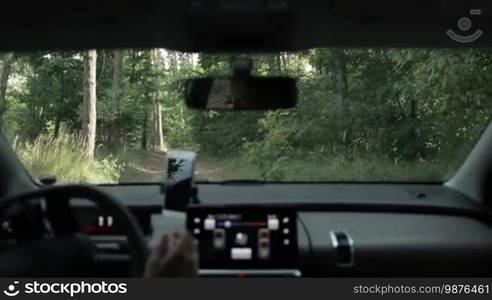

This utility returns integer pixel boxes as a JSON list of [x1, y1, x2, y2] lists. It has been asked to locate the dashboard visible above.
[[70, 183, 492, 277]]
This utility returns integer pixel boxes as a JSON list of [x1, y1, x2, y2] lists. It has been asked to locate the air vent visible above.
[[330, 231, 354, 268]]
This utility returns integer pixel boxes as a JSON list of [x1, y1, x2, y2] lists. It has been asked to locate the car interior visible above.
[[1, 0, 492, 278]]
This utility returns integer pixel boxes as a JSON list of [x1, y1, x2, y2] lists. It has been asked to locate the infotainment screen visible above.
[[187, 206, 298, 269]]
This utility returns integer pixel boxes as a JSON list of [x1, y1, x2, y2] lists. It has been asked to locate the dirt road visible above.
[[118, 151, 225, 183]]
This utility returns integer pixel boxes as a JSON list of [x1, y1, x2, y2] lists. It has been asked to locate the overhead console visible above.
[[187, 205, 300, 277]]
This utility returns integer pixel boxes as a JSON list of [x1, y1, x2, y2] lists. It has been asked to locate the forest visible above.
[[0, 48, 491, 184]]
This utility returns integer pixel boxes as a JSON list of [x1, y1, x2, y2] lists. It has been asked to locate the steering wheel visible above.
[[0, 185, 148, 277]]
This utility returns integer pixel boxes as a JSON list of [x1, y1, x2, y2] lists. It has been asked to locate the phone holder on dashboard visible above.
[[163, 150, 199, 211]]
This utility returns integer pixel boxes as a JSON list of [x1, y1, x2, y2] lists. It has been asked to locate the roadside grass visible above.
[[10, 133, 452, 184], [12, 133, 121, 184], [194, 154, 450, 182], [276, 156, 448, 182]]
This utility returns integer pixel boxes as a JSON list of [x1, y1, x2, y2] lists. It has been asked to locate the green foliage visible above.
[[2, 48, 492, 183], [8, 52, 84, 139]]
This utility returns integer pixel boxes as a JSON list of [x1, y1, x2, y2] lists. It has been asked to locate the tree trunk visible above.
[[280, 53, 288, 71], [275, 54, 282, 73], [110, 50, 124, 148], [334, 49, 350, 145], [82, 50, 97, 158], [0, 52, 14, 125], [267, 54, 282, 74], [169, 51, 178, 72], [54, 113, 61, 138], [151, 49, 165, 152], [54, 67, 67, 139], [153, 99, 164, 151], [410, 98, 417, 119], [141, 107, 149, 151]]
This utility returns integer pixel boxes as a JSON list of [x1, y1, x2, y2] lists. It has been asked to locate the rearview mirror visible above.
[[183, 77, 297, 110]]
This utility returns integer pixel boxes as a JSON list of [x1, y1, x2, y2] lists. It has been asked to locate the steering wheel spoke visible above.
[[41, 196, 79, 237]]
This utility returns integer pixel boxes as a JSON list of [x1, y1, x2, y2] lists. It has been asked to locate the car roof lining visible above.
[[1, 0, 492, 52]]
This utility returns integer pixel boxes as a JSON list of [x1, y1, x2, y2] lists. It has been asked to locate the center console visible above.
[[187, 206, 300, 277]]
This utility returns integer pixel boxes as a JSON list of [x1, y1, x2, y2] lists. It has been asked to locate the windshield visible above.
[[0, 48, 490, 183]]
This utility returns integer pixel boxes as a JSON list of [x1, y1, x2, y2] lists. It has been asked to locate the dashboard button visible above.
[[204, 218, 216, 230], [258, 247, 270, 259], [231, 248, 252, 260], [268, 218, 279, 230], [213, 229, 226, 249], [235, 232, 248, 246], [259, 229, 269, 239]]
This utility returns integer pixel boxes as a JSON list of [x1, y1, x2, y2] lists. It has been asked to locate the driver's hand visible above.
[[144, 231, 199, 277]]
